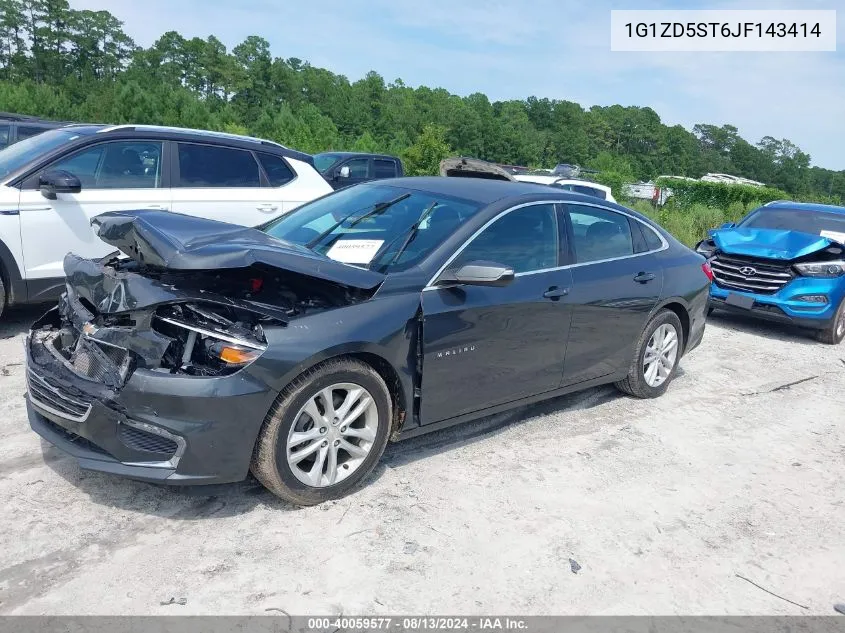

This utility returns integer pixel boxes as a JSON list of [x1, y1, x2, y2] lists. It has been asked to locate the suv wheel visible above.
[[616, 309, 684, 399], [0, 273, 6, 320], [251, 358, 392, 506], [816, 298, 845, 345]]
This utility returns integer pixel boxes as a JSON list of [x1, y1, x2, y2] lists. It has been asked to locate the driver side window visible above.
[[46, 141, 163, 189], [452, 203, 559, 274]]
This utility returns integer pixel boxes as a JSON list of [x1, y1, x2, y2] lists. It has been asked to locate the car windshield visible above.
[[263, 183, 483, 273], [739, 208, 845, 241], [0, 127, 96, 179], [313, 153, 341, 174]]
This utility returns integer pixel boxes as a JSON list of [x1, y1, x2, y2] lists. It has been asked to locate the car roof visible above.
[[763, 201, 845, 214], [371, 176, 571, 204], [60, 123, 314, 164]]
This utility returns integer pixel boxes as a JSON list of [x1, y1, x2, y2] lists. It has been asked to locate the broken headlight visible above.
[[153, 303, 271, 376], [793, 260, 845, 278]]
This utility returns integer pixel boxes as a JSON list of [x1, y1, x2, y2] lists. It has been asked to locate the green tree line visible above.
[[1, 0, 843, 200]]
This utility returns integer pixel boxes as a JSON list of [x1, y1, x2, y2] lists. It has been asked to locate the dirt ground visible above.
[[0, 303, 843, 616]]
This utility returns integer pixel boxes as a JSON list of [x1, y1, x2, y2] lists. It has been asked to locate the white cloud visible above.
[[68, 0, 845, 170]]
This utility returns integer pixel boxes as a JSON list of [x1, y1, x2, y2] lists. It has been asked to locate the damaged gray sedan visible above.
[[25, 178, 708, 505]]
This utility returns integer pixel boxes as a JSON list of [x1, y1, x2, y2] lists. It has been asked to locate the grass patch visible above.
[[627, 199, 760, 247]]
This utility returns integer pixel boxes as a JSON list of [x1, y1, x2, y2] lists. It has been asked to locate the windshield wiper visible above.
[[305, 193, 411, 250], [370, 201, 440, 271]]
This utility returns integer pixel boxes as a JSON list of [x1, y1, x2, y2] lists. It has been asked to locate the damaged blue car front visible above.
[[696, 201, 845, 344]]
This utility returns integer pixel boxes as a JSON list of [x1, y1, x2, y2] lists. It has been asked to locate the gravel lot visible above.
[[0, 303, 843, 616]]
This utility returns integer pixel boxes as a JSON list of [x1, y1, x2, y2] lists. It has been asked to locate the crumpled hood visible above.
[[439, 157, 515, 181], [91, 210, 386, 290], [710, 227, 834, 260]]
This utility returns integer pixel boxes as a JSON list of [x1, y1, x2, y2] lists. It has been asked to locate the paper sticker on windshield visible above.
[[820, 230, 845, 244], [326, 239, 385, 264]]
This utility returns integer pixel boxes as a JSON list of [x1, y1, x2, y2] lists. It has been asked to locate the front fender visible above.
[[247, 292, 421, 421]]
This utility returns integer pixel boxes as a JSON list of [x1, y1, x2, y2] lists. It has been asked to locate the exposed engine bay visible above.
[[32, 251, 375, 386]]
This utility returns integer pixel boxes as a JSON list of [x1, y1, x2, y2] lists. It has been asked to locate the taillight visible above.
[[701, 262, 714, 281]]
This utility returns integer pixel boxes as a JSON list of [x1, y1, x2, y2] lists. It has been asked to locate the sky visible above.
[[68, 0, 845, 171]]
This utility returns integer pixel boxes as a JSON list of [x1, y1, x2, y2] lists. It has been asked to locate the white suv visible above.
[[0, 124, 333, 317], [513, 174, 617, 203]]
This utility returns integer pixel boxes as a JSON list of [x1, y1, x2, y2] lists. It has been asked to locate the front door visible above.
[[560, 203, 664, 385], [420, 203, 573, 424], [18, 139, 169, 283], [333, 157, 371, 189]]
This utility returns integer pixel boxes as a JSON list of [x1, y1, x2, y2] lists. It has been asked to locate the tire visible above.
[[251, 357, 393, 506], [815, 298, 845, 345], [615, 309, 685, 399], [0, 273, 5, 321], [706, 304, 715, 317]]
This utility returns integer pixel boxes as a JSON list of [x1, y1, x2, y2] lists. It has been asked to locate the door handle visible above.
[[633, 272, 655, 283], [257, 204, 279, 213], [543, 286, 570, 299]]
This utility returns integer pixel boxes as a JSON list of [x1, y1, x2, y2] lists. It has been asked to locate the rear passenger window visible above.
[[177, 144, 261, 188], [0, 124, 9, 149], [257, 153, 295, 187], [642, 224, 663, 250], [567, 205, 634, 263], [373, 159, 397, 178]]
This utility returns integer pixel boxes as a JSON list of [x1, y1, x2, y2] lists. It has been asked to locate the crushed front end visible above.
[[25, 253, 337, 485], [697, 232, 845, 330]]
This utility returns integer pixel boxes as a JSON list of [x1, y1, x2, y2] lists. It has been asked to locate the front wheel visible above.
[[251, 357, 392, 506], [816, 298, 845, 345], [615, 309, 684, 399]]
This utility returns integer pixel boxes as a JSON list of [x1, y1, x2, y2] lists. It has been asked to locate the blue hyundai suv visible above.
[[696, 201, 845, 344]]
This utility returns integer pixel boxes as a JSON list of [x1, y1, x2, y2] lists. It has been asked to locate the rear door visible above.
[[560, 203, 665, 385], [18, 139, 170, 282], [420, 202, 573, 424], [373, 158, 399, 181], [170, 142, 291, 225]]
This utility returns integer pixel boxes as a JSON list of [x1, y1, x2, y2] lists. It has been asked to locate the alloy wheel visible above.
[[286, 382, 379, 487], [643, 323, 679, 387]]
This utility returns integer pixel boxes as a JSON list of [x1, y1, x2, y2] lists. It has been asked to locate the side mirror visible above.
[[438, 261, 515, 288], [719, 222, 736, 229], [40, 170, 81, 200], [338, 165, 351, 179]]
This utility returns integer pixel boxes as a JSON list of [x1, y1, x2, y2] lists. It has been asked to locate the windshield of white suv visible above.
[[739, 208, 845, 239], [0, 127, 98, 179], [263, 183, 483, 273]]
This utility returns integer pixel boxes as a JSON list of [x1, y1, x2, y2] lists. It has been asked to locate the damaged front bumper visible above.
[[26, 307, 279, 485]]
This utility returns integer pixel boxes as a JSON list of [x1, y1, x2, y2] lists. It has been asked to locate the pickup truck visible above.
[[313, 152, 404, 190], [0, 112, 69, 150]]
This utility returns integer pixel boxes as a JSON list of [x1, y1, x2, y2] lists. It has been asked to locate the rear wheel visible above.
[[616, 309, 684, 399], [0, 272, 6, 320], [816, 298, 845, 345], [251, 358, 392, 506]]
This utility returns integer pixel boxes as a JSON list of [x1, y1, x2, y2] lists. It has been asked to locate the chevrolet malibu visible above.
[[26, 178, 710, 505]]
